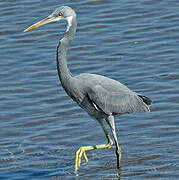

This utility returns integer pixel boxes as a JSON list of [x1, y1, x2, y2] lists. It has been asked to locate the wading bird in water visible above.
[[24, 6, 152, 176]]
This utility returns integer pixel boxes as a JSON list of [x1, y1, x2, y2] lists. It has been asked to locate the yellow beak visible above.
[[24, 16, 56, 32]]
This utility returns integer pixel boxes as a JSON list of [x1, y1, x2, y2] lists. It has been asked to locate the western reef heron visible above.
[[24, 6, 152, 176]]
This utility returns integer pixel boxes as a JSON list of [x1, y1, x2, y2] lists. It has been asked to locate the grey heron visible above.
[[24, 6, 152, 176]]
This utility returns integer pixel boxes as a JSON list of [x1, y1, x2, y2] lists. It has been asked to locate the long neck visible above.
[[56, 15, 76, 88]]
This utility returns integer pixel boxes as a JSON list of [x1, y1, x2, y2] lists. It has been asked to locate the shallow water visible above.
[[0, 0, 179, 179]]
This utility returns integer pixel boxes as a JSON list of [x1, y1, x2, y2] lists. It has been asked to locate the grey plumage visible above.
[[55, 6, 151, 118], [24, 6, 152, 175], [55, 6, 152, 172]]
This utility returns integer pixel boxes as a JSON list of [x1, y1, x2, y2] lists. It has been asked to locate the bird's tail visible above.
[[138, 94, 152, 105]]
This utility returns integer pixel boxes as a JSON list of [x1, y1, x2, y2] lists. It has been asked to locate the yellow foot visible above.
[[75, 140, 113, 173], [75, 146, 89, 172]]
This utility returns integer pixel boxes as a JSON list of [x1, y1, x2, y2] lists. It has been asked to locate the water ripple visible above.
[[0, 0, 179, 179]]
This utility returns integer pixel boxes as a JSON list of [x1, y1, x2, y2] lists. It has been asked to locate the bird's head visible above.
[[24, 6, 76, 32]]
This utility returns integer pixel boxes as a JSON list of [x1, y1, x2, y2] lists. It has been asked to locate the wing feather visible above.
[[75, 73, 150, 115], [87, 84, 149, 115]]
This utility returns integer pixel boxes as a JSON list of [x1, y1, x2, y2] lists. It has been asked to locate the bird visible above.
[[24, 6, 152, 176]]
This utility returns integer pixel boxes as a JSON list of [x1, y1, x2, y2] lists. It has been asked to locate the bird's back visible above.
[[74, 73, 151, 117]]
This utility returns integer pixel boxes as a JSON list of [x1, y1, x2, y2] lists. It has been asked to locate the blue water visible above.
[[0, 0, 179, 179]]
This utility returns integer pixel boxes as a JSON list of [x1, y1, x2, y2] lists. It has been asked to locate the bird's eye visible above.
[[58, 12, 63, 17]]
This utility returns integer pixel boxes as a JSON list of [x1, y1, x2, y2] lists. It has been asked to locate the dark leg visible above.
[[106, 115, 121, 169], [98, 119, 113, 147]]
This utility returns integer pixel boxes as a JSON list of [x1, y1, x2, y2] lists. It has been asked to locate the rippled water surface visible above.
[[0, 0, 179, 179]]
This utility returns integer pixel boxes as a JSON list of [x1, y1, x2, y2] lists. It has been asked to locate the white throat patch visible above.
[[66, 16, 73, 32]]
